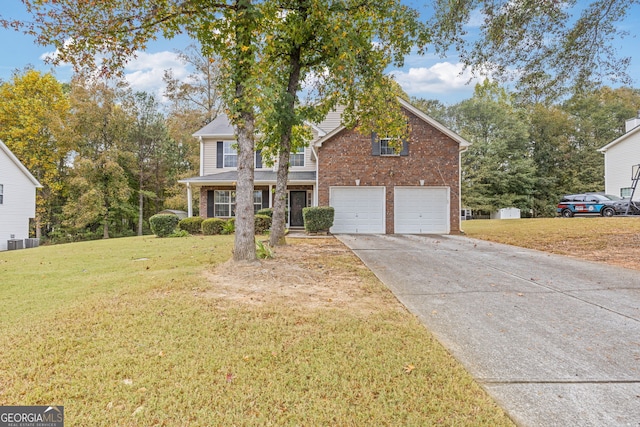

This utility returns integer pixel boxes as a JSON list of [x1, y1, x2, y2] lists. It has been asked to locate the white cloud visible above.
[[391, 62, 485, 101], [124, 51, 189, 100], [39, 48, 191, 102]]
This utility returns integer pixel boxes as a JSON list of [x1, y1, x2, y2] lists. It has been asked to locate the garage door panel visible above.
[[395, 187, 449, 234], [330, 187, 385, 234]]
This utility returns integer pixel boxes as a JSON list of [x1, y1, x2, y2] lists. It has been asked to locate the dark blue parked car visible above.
[[557, 193, 628, 218]]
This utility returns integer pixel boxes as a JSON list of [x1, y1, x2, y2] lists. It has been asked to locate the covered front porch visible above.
[[179, 170, 316, 227]]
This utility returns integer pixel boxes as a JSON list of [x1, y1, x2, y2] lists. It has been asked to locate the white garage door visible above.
[[330, 187, 385, 234], [394, 187, 450, 234]]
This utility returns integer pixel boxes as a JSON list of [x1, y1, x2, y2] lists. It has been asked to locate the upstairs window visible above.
[[380, 138, 399, 156], [223, 141, 238, 167], [290, 146, 305, 167], [371, 133, 408, 156]]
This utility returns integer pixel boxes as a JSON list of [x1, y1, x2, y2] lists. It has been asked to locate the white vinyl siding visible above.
[[330, 187, 385, 234], [394, 187, 450, 234], [202, 141, 217, 175], [603, 133, 640, 201], [0, 151, 38, 251]]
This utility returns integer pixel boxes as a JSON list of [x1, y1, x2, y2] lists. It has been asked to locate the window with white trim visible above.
[[0, 184, 3, 204], [290, 146, 305, 167], [223, 141, 238, 167], [380, 138, 399, 156], [214, 190, 263, 216]]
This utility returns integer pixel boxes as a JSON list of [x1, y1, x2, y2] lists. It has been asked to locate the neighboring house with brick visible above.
[[598, 112, 640, 201], [179, 98, 470, 234], [0, 139, 42, 251]]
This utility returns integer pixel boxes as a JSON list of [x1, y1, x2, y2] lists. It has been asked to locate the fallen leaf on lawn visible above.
[[158, 351, 164, 357], [137, 387, 147, 393], [123, 379, 133, 386], [403, 364, 415, 374], [226, 373, 234, 383], [132, 406, 144, 416]]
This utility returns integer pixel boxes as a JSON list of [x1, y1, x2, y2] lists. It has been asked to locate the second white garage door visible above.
[[394, 187, 450, 234], [330, 186, 385, 234]]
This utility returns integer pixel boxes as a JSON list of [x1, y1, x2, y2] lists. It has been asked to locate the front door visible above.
[[289, 191, 307, 227]]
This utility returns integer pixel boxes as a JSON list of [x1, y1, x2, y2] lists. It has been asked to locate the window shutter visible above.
[[262, 190, 269, 209], [216, 142, 223, 168], [207, 191, 215, 217], [256, 149, 263, 169], [400, 139, 409, 156], [371, 132, 380, 156]]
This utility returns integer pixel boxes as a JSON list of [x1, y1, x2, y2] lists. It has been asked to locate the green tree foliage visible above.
[[15, 0, 264, 260], [0, 70, 71, 237], [128, 92, 184, 235], [454, 81, 535, 213], [257, 0, 428, 246], [429, 0, 638, 97], [63, 76, 135, 239], [527, 104, 576, 217]]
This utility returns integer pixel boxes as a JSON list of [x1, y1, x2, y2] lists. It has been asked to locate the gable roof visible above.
[[0, 139, 43, 188], [313, 98, 471, 151], [598, 125, 640, 153], [192, 113, 235, 138]]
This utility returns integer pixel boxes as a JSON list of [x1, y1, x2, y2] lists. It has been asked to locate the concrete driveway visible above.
[[337, 234, 640, 427]]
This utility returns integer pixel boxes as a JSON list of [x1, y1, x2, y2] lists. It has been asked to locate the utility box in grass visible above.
[[7, 239, 23, 250], [25, 238, 40, 248], [490, 208, 521, 220]]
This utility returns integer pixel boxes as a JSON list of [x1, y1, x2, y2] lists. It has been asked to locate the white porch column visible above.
[[186, 183, 193, 217], [268, 185, 273, 207]]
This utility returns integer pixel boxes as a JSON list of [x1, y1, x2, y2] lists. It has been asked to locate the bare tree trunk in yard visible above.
[[233, 112, 257, 261], [269, 45, 302, 247]]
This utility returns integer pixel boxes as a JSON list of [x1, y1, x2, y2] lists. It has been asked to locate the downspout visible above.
[[311, 144, 319, 206], [186, 182, 193, 217], [458, 145, 468, 233], [199, 136, 204, 176]]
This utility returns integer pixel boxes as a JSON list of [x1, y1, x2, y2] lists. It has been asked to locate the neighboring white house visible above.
[[0, 139, 42, 251], [598, 113, 640, 201]]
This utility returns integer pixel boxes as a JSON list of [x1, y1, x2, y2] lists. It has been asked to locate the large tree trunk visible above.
[[230, 0, 257, 261], [234, 113, 256, 261], [269, 45, 302, 247], [270, 148, 291, 247]]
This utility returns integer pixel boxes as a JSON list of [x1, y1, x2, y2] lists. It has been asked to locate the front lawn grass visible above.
[[461, 216, 640, 255], [0, 236, 513, 426]]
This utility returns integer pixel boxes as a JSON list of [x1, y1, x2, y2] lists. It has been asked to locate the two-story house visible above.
[[598, 112, 640, 200], [179, 98, 470, 234], [0, 139, 42, 251]]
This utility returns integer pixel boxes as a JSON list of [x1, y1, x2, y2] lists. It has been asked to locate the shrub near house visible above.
[[303, 207, 335, 233]]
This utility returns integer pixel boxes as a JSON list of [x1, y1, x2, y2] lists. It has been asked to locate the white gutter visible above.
[[198, 136, 204, 176]]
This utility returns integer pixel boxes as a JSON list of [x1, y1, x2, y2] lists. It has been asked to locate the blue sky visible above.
[[1, 1, 639, 105]]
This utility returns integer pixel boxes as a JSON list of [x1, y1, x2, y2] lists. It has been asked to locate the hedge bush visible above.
[[254, 214, 272, 234], [302, 206, 335, 233], [202, 218, 227, 235], [256, 208, 273, 218], [149, 214, 180, 237], [179, 216, 204, 234]]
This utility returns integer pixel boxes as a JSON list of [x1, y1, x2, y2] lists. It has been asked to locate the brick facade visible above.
[[317, 108, 462, 234]]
